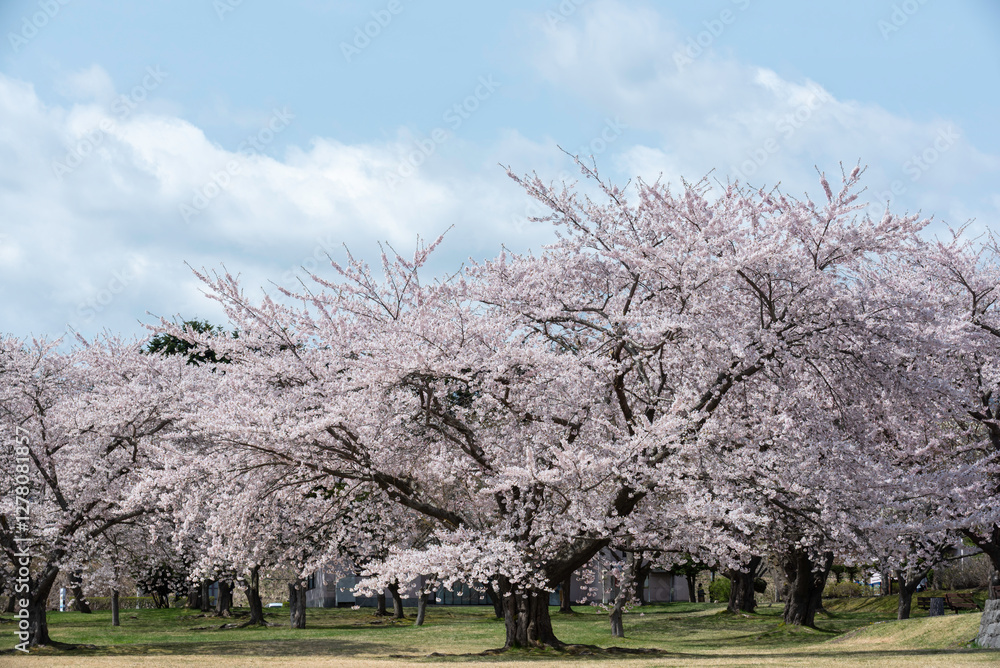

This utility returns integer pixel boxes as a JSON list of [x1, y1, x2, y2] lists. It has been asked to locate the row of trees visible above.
[[2, 162, 999, 650]]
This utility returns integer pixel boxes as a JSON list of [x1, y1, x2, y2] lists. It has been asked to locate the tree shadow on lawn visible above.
[[26, 637, 392, 657], [388, 647, 995, 664]]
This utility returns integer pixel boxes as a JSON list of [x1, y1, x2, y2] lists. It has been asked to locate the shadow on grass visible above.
[[27, 637, 393, 657]]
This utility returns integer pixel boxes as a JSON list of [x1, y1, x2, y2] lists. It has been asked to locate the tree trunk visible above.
[[610, 605, 625, 637], [200, 579, 213, 612], [415, 592, 429, 626], [880, 567, 893, 596], [388, 582, 404, 619], [485, 583, 503, 619], [217, 580, 233, 617], [4, 595, 15, 613], [21, 562, 61, 648], [609, 553, 638, 638], [288, 579, 306, 629], [635, 559, 651, 606], [686, 573, 697, 603], [897, 581, 914, 620], [70, 572, 92, 613], [244, 567, 266, 626], [186, 583, 201, 609], [782, 549, 833, 627], [896, 567, 931, 620], [499, 578, 562, 649], [375, 590, 388, 616], [558, 575, 574, 613], [111, 589, 120, 627], [727, 555, 762, 614], [961, 526, 1000, 594], [151, 587, 170, 609]]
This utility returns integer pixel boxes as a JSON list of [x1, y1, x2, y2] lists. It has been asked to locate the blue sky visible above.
[[1, 0, 998, 341]]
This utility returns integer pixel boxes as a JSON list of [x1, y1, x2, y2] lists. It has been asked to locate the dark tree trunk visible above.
[[151, 587, 170, 609], [499, 578, 562, 649], [558, 575, 574, 613], [4, 595, 15, 613], [70, 572, 92, 613], [288, 580, 306, 629], [782, 549, 833, 627], [961, 525, 1000, 589], [415, 592, 429, 626], [200, 579, 213, 612], [485, 583, 504, 619], [243, 567, 266, 626], [186, 583, 201, 609], [388, 582, 404, 619], [217, 580, 233, 617], [895, 567, 932, 620], [111, 589, 120, 627], [20, 561, 61, 648], [727, 555, 762, 614], [635, 559, 652, 606], [26, 586, 53, 647], [375, 590, 388, 616], [686, 574, 697, 602]]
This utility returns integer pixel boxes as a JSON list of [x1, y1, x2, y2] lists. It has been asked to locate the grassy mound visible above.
[[828, 612, 982, 650], [824, 589, 988, 616]]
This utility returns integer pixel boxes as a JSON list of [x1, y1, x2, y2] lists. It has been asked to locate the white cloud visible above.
[[0, 73, 557, 342], [526, 0, 1000, 230], [4, 5, 999, 342], [53, 64, 117, 103]]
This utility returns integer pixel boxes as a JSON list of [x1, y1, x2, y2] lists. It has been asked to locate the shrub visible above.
[[935, 554, 992, 590], [709, 577, 731, 603], [753, 577, 767, 594], [824, 581, 864, 598]]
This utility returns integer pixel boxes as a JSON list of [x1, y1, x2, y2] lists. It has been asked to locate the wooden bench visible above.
[[944, 592, 981, 613], [916, 596, 930, 611]]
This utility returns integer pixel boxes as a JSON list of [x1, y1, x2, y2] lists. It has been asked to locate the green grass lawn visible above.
[[1, 597, 994, 667]]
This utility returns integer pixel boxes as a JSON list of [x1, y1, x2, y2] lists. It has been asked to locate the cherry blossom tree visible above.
[[921, 230, 1000, 592], [162, 160, 945, 648], [0, 336, 190, 647]]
